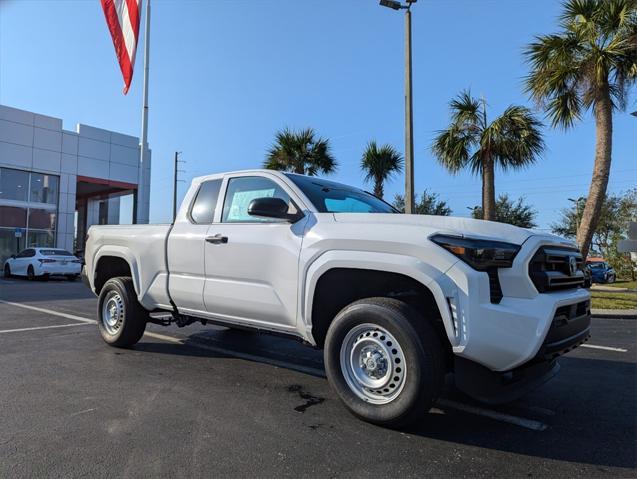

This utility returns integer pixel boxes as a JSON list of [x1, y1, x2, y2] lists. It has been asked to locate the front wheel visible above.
[[97, 277, 148, 348], [3, 264, 11, 278], [324, 297, 443, 428]]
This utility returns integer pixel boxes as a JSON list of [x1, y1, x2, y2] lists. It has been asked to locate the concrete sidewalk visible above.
[[592, 308, 637, 319]]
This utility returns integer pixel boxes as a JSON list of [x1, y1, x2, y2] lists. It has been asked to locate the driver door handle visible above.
[[206, 234, 228, 244]]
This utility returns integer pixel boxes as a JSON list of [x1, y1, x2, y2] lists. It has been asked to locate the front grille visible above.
[[529, 246, 585, 293]]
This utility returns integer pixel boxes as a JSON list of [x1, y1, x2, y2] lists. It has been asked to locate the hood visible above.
[[332, 213, 572, 247]]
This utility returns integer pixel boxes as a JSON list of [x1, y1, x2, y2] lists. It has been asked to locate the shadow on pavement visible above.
[[134, 334, 636, 470]]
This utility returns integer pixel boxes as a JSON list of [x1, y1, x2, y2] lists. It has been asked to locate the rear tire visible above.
[[3, 264, 11, 278], [66, 274, 78, 281], [27, 265, 35, 281], [97, 277, 148, 348], [324, 297, 443, 428]]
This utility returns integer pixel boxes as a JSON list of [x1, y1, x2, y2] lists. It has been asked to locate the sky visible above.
[[0, 0, 635, 230]]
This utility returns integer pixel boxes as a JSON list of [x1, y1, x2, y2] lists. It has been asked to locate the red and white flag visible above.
[[100, 0, 141, 94]]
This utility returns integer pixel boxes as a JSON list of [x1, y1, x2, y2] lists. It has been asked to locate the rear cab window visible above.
[[190, 179, 223, 224]]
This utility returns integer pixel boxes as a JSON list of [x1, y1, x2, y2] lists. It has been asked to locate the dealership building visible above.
[[0, 104, 150, 263]]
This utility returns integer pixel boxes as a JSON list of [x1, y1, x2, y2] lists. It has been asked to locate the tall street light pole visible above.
[[380, 0, 416, 214]]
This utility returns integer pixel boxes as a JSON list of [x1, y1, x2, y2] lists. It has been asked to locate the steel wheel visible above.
[[101, 290, 125, 336], [339, 323, 407, 405]]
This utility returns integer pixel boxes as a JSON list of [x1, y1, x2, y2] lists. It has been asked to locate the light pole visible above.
[[380, 0, 417, 214]]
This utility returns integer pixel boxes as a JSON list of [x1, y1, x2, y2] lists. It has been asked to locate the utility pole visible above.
[[380, 0, 416, 213], [404, 6, 414, 214], [173, 152, 185, 222]]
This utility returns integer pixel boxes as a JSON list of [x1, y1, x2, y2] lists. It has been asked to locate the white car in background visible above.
[[3, 248, 82, 281]]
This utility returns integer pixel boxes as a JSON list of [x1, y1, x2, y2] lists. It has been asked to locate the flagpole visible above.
[[137, 0, 151, 224]]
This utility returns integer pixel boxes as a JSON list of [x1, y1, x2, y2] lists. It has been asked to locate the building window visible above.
[[0, 206, 27, 228], [30, 173, 59, 205], [0, 167, 60, 263], [27, 230, 55, 248], [27, 208, 57, 230], [0, 168, 29, 202]]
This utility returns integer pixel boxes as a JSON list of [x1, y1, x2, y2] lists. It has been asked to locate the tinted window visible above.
[[190, 179, 222, 224], [284, 174, 397, 214], [16, 249, 35, 258], [222, 176, 296, 223], [40, 249, 74, 256]]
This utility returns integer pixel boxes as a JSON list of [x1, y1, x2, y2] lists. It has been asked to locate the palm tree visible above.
[[264, 127, 337, 176], [432, 91, 545, 221], [360, 141, 403, 198], [524, 0, 637, 258]]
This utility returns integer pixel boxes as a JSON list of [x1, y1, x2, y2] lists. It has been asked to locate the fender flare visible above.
[[93, 246, 141, 298], [300, 250, 460, 347]]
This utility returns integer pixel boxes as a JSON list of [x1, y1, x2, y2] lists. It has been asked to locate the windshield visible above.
[[284, 174, 397, 214], [588, 263, 605, 269]]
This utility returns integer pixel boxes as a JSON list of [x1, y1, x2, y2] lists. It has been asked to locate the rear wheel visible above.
[[66, 274, 78, 281], [27, 265, 35, 281], [3, 264, 11, 278], [97, 277, 148, 348], [324, 297, 443, 428]]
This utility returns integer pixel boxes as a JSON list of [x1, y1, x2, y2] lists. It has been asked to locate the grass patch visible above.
[[591, 291, 637, 310], [605, 279, 637, 290]]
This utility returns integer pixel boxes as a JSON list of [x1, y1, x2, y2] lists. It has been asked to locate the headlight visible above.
[[430, 234, 520, 271]]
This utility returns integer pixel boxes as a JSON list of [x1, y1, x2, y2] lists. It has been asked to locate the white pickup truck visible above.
[[83, 169, 591, 427]]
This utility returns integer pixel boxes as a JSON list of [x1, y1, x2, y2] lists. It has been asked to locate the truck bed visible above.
[[84, 224, 173, 311]]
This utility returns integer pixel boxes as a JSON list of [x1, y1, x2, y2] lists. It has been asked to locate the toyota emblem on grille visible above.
[[568, 256, 578, 276]]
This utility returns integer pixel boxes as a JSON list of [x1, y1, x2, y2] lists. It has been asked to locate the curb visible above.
[[591, 309, 637, 319]]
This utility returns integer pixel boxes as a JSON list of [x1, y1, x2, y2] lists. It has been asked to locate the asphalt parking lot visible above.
[[0, 277, 635, 478]]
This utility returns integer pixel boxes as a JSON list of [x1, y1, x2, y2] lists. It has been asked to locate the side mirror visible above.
[[248, 197, 303, 223], [10, 255, 16, 259]]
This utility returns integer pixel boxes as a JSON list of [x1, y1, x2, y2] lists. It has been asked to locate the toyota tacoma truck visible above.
[[82, 170, 591, 427]]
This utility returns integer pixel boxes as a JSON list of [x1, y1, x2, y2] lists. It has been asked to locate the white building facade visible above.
[[0, 104, 150, 263]]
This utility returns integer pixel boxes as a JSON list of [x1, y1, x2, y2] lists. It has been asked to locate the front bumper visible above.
[[443, 252, 591, 372], [453, 300, 590, 404]]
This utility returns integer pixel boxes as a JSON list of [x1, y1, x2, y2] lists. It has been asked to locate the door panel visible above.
[[203, 175, 306, 329], [167, 178, 223, 314], [203, 222, 304, 327]]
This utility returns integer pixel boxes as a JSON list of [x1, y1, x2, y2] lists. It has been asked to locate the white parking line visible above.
[[437, 399, 548, 431], [0, 300, 96, 324], [581, 344, 628, 353], [0, 323, 91, 334]]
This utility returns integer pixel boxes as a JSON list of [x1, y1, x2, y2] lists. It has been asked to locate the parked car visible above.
[[82, 170, 591, 427], [587, 261, 616, 284], [3, 248, 82, 281]]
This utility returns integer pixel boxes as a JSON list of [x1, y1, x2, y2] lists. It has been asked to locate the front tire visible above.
[[3, 264, 11, 278], [97, 277, 148, 348], [324, 297, 443, 428]]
